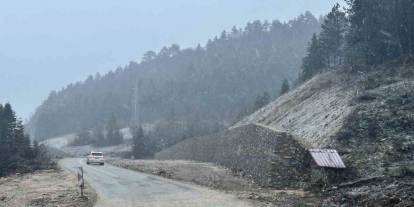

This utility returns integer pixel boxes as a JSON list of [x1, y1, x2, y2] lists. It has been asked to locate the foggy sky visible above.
[[0, 0, 343, 119]]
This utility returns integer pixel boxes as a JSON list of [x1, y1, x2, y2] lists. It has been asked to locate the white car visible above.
[[86, 152, 105, 165]]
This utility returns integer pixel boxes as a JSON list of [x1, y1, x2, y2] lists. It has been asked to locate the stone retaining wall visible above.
[[156, 124, 308, 188]]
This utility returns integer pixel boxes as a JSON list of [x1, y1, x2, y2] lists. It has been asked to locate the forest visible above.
[[301, 0, 414, 81], [0, 103, 50, 176], [27, 12, 321, 140], [28, 0, 414, 148]]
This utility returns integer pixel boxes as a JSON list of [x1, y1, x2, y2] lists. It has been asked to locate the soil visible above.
[[0, 169, 96, 207]]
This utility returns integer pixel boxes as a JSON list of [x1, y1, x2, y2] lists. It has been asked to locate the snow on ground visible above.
[[40, 133, 76, 149], [120, 128, 132, 140], [61, 144, 131, 157], [40, 129, 132, 157], [233, 70, 361, 148]]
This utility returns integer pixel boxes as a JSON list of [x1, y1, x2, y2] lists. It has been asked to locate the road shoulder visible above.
[[0, 168, 96, 207]]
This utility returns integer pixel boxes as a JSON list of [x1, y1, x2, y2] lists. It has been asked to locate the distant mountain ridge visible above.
[[27, 12, 321, 140]]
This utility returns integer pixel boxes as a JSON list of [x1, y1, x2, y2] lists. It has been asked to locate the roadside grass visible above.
[[0, 168, 96, 207]]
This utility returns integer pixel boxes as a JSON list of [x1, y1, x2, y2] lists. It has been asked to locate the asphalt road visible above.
[[59, 158, 256, 207]]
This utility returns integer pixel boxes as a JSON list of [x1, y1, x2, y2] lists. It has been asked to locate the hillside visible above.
[[233, 67, 359, 148], [27, 12, 320, 140], [156, 61, 414, 187], [237, 62, 414, 178]]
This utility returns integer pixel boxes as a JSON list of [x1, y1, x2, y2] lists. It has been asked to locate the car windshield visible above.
[[92, 153, 103, 157]]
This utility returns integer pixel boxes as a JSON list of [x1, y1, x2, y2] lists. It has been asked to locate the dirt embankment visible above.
[[108, 159, 322, 207], [0, 169, 96, 207]]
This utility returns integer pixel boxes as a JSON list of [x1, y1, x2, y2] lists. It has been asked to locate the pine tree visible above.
[[393, 0, 414, 57], [3, 103, 17, 149], [346, 0, 386, 65], [280, 79, 290, 96], [92, 127, 105, 147], [22, 135, 32, 159], [300, 34, 325, 81], [131, 125, 147, 158], [106, 115, 123, 145], [142, 51, 157, 62], [319, 3, 348, 66], [14, 120, 27, 157], [0, 103, 50, 175], [69, 130, 92, 146], [1, 104, 17, 173], [345, 0, 414, 65], [32, 140, 40, 158], [0, 104, 6, 175], [254, 92, 271, 111]]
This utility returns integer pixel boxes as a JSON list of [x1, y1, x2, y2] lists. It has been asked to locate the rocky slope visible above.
[[233, 68, 360, 148]]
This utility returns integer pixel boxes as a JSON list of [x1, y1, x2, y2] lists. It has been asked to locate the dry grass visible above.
[[0, 169, 96, 207]]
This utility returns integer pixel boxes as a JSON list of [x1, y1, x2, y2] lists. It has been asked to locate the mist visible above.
[[0, 0, 342, 119]]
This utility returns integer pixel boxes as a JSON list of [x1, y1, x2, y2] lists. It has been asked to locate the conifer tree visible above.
[[280, 79, 290, 96], [319, 3, 347, 66], [92, 127, 105, 147], [31, 140, 40, 160], [106, 115, 123, 145], [300, 34, 325, 81], [14, 120, 28, 156], [254, 92, 271, 111], [0, 103, 51, 176], [345, 0, 414, 65], [131, 125, 148, 158], [0, 104, 6, 175]]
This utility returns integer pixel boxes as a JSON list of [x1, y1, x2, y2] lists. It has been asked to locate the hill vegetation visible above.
[[300, 0, 414, 81], [27, 12, 321, 141]]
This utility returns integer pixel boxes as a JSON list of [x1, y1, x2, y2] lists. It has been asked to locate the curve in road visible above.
[[59, 158, 257, 207]]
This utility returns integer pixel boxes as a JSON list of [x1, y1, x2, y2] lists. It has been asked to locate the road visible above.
[[59, 158, 257, 207]]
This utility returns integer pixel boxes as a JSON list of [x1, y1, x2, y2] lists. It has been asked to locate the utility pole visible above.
[[132, 80, 141, 125]]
